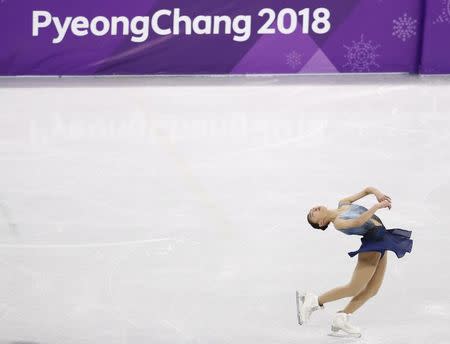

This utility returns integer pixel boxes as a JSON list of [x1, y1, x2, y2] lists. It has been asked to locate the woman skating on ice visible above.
[[296, 186, 413, 338]]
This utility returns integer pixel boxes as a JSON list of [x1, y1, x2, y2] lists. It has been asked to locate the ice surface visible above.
[[0, 76, 449, 343]]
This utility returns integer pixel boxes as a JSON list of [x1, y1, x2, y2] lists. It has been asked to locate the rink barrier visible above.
[[0, 0, 448, 75], [420, 0, 450, 74]]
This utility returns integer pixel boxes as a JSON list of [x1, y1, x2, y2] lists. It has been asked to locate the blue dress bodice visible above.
[[338, 203, 386, 239]]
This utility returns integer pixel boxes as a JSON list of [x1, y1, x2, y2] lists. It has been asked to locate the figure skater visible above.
[[296, 186, 413, 337]]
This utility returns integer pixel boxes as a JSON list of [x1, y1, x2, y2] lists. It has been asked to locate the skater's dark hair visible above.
[[307, 213, 328, 231]]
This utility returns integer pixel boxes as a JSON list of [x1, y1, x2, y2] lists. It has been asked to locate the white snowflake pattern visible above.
[[286, 51, 302, 70], [393, 13, 417, 42], [434, 0, 450, 24], [343, 35, 380, 72]]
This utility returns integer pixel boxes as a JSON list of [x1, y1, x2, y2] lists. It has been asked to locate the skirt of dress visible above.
[[348, 228, 413, 258]]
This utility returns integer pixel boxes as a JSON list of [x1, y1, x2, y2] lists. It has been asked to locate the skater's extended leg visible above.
[[341, 252, 387, 314], [318, 252, 381, 305]]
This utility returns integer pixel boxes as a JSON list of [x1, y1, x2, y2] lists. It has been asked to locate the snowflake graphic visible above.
[[286, 51, 302, 70], [393, 13, 417, 42], [343, 35, 380, 72], [434, 0, 450, 24]]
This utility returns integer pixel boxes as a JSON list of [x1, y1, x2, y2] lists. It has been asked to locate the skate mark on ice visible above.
[[0, 237, 192, 249]]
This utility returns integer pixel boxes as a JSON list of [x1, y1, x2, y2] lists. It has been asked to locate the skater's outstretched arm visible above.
[[338, 187, 390, 207], [335, 201, 391, 230]]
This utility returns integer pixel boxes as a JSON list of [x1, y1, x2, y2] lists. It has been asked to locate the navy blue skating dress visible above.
[[337, 202, 413, 258]]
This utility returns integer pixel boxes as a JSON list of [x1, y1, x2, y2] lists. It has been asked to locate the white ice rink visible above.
[[0, 76, 449, 344]]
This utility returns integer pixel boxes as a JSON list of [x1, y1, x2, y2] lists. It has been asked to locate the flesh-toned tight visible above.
[[318, 251, 387, 314]]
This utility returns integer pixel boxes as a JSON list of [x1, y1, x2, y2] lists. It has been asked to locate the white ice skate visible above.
[[329, 312, 362, 338], [296, 291, 322, 325]]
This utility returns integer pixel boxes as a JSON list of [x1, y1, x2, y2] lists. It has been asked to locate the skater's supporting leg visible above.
[[318, 252, 381, 305], [341, 252, 387, 314]]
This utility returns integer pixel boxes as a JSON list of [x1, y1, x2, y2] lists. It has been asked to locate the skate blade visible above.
[[328, 329, 362, 338], [295, 291, 305, 325]]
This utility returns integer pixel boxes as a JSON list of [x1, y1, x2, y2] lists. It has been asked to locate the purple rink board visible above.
[[0, 0, 425, 76], [421, 0, 450, 74]]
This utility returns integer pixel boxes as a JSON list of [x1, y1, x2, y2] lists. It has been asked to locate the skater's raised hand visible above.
[[374, 191, 391, 203], [377, 200, 392, 210]]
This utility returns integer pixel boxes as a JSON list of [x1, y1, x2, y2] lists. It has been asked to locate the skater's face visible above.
[[307, 205, 328, 229]]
